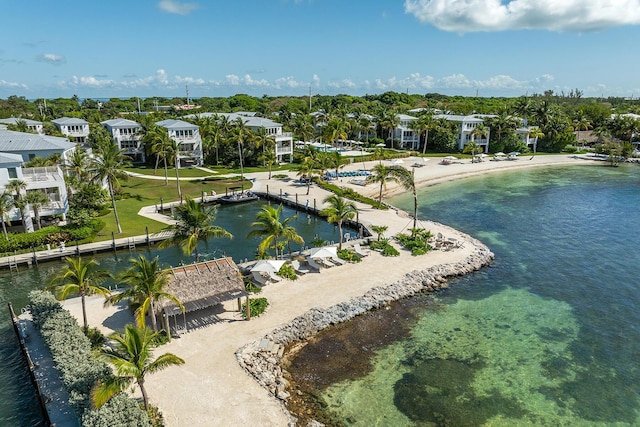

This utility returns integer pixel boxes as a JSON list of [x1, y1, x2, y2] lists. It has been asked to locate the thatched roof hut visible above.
[[162, 257, 248, 317]]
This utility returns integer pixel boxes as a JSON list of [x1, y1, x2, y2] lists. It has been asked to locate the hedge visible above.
[[27, 291, 150, 426]]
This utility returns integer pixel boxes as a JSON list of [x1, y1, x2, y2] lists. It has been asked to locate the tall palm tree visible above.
[[367, 163, 398, 208], [296, 157, 317, 195], [389, 166, 419, 231], [108, 255, 183, 332], [89, 142, 131, 234], [47, 256, 111, 331], [247, 204, 303, 259], [320, 195, 357, 250], [472, 123, 488, 151], [528, 127, 544, 158], [145, 125, 173, 184], [160, 198, 232, 262], [230, 117, 250, 181], [93, 324, 185, 411], [0, 191, 14, 240], [63, 146, 91, 182], [5, 179, 28, 233], [25, 190, 49, 230]]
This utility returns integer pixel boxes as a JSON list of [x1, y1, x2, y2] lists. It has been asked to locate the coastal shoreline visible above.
[[55, 154, 602, 427]]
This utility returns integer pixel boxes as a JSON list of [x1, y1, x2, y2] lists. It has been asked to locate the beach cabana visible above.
[[161, 257, 249, 334]]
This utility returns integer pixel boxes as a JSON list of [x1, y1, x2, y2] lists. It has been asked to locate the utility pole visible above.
[[186, 84, 190, 107], [309, 85, 312, 111]]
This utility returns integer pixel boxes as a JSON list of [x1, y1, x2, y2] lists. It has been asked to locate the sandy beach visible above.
[[61, 154, 593, 426]]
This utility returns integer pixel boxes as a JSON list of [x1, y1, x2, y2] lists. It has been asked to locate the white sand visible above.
[[62, 154, 594, 426]]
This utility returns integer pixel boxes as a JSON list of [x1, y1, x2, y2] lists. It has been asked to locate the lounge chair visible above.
[[353, 244, 370, 257], [268, 272, 283, 282], [307, 257, 325, 271], [318, 258, 336, 268], [331, 256, 347, 266], [291, 260, 311, 274], [251, 271, 269, 286]]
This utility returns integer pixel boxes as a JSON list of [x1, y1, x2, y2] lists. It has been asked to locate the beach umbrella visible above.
[[250, 259, 286, 273], [495, 152, 505, 156], [375, 143, 386, 147], [391, 158, 404, 164], [309, 246, 338, 259], [444, 156, 458, 160]]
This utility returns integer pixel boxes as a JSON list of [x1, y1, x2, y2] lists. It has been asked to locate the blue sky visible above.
[[1, 0, 639, 99]]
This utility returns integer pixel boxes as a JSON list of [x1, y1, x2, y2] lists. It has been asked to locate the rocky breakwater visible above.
[[236, 236, 494, 423]]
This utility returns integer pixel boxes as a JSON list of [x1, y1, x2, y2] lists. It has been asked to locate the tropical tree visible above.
[[297, 157, 317, 195], [93, 324, 185, 411], [25, 190, 49, 230], [145, 125, 173, 183], [259, 145, 277, 179], [371, 225, 388, 242], [63, 146, 91, 189], [247, 204, 304, 259], [528, 127, 544, 157], [378, 110, 400, 149], [0, 191, 14, 240], [367, 163, 398, 208], [320, 194, 357, 250], [89, 142, 131, 234], [389, 166, 419, 231], [230, 117, 251, 181], [160, 198, 232, 262], [5, 179, 28, 233], [47, 256, 111, 331], [472, 123, 488, 149], [107, 255, 183, 332], [410, 115, 431, 153]]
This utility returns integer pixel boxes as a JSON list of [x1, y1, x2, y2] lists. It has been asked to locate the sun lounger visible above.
[[318, 258, 336, 268], [268, 272, 283, 282], [331, 256, 346, 266], [307, 257, 325, 271], [291, 260, 311, 274], [251, 271, 269, 286], [353, 244, 370, 257]]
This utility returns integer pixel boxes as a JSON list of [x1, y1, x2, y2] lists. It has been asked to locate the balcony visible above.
[[21, 167, 64, 184]]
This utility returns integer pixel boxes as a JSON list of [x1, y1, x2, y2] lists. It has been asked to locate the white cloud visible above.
[[38, 53, 65, 65], [274, 76, 304, 89], [327, 79, 357, 89], [71, 75, 115, 88], [404, 0, 640, 32], [312, 74, 321, 87], [158, 0, 198, 15], [175, 75, 205, 85], [0, 79, 28, 90]]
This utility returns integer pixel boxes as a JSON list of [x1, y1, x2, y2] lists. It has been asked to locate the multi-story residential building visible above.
[[0, 152, 69, 231], [516, 126, 540, 152], [52, 117, 90, 143], [0, 117, 44, 134], [186, 112, 294, 162], [101, 118, 145, 162], [155, 119, 203, 168], [394, 114, 420, 150], [433, 114, 491, 152], [0, 129, 76, 163]]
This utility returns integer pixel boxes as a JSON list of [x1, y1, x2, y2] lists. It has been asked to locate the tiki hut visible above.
[[161, 257, 249, 333]]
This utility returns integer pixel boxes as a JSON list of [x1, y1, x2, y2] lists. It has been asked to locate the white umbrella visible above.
[[375, 143, 386, 147], [309, 246, 338, 259], [444, 156, 458, 160], [495, 152, 505, 156], [419, 157, 430, 163], [391, 158, 404, 164], [508, 152, 520, 156], [250, 259, 286, 273]]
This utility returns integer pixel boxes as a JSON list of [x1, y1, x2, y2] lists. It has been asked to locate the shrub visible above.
[[242, 297, 269, 318], [337, 249, 361, 263], [244, 277, 262, 294], [370, 240, 400, 257], [395, 229, 433, 256], [315, 179, 386, 210], [278, 264, 298, 280], [27, 291, 149, 423], [272, 174, 288, 179]]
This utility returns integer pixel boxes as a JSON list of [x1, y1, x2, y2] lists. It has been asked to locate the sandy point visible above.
[[62, 153, 596, 426]]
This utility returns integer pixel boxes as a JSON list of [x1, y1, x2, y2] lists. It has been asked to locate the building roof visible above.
[[0, 129, 76, 152], [155, 119, 199, 130], [396, 114, 417, 121], [433, 114, 485, 123], [0, 117, 43, 126], [184, 112, 283, 129], [162, 257, 248, 316], [51, 117, 89, 125], [101, 118, 142, 129], [0, 151, 24, 165]]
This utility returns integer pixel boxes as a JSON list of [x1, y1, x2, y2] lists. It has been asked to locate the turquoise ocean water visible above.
[[288, 164, 640, 426], [0, 201, 342, 426]]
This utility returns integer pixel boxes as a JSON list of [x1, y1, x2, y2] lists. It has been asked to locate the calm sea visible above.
[[0, 201, 344, 426], [288, 164, 640, 426]]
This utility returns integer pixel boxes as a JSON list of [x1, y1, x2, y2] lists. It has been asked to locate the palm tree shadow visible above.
[[102, 299, 135, 332]]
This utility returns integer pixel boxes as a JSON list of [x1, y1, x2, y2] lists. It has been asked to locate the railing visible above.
[[21, 167, 63, 183]]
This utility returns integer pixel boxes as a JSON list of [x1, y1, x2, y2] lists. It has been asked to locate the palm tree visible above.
[[93, 324, 185, 411], [47, 256, 111, 331], [410, 116, 429, 153], [320, 195, 357, 250], [0, 191, 14, 240], [389, 166, 419, 231], [296, 157, 317, 195], [230, 117, 250, 181], [371, 225, 388, 242], [367, 163, 398, 208], [528, 127, 544, 158], [25, 190, 49, 230], [160, 198, 232, 262], [247, 204, 303, 259], [63, 146, 91, 182], [89, 142, 131, 234], [108, 255, 184, 332], [472, 123, 488, 151], [5, 179, 28, 233], [145, 125, 173, 184]]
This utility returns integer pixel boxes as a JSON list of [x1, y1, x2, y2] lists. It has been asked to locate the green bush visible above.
[[82, 393, 151, 427], [337, 249, 361, 262], [278, 264, 298, 280], [315, 179, 386, 210], [27, 291, 149, 423], [370, 240, 400, 257], [0, 220, 105, 255], [395, 229, 433, 256], [242, 297, 269, 318], [244, 277, 262, 293]]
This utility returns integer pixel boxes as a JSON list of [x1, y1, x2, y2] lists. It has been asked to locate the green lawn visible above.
[[126, 166, 216, 178], [95, 175, 250, 240]]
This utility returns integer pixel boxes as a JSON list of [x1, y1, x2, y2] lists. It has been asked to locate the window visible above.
[[8, 168, 17, 179], [29, 154, 36, 160]]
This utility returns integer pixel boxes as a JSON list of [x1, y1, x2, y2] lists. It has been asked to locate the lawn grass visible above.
[[126, 165, 215, 178], [94, 175, 250, 240]]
